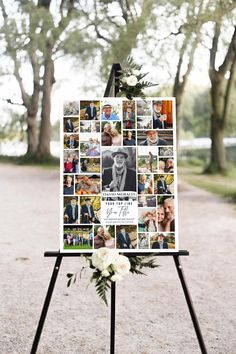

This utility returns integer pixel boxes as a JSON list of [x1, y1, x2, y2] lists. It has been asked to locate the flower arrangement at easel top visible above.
[[116, 57, 158, 100], [67, 248, 159, 305]]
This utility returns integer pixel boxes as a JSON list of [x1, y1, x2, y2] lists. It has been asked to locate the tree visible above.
[[0, 0, 94, 159], [207, 23, 236, 173], [79, 0, 157, 74]]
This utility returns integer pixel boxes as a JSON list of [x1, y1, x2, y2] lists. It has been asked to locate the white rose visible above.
[[113, 255, 131, 276], [121, 76, 127, 83], [101, 269, 110, 277], [92, 248, 118, 271], [132, 69, 141, 76], [111, 273, 122, 282], [126, 75, 138, 86]]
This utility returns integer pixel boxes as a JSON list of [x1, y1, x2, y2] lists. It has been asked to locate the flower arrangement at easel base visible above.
[[116, 57, 158, 100], [67, 248, 159, 305]]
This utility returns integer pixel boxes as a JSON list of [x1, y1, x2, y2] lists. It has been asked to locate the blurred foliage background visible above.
[[0, 0, 236, 201]]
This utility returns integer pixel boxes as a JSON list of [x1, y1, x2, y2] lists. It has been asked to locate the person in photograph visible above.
[[89, 231, 93, 247], [91, 121, 99, 133], [72, 154, 79, 173], [81, 198, 96, 224], [148, 151, 153, 172], [102, 103, 119, 121], [140, 130, 168, 146], [94, 226, 105, 249], [64, 156, 73, 173], [165, 158, 174, 173], [102, 123, 112, 146], [153, 101, 168, 129], [65, 118, 75, 132], [111, 128, 122, 146], [123, 105, 135, 129], [102, 149, 136, 191], [158, 160, 165, 173], [117, 227, 133, 249], [85, 101, 97, 120], [81, 159, 87, 172], [158, 205, 173, 232], [104, 231, 115, 249], [157, 175, 170, 194], [138, 174, 146, 194], [64, 197, 78, 224], [87, 138, 100, 157], [64, 175, 74, 195], [139, 235, 148, 248], [138, 174, 152, 194], [157, 205, 166, 231], [163, 197, 175, 232], [123, 130, 135, 146], [76, 176, 99, 194], [152, 233, 169, 249], [145, 212, 157, 232], [66, 135, 79, 149]]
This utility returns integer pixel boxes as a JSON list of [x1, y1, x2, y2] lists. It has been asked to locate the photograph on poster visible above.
[[93, 225, 115, 249], [63, 151, 79, 173], [138, 146, 158, 173], [101, 100, 121, 121], [123, 130, 136, 146], [101, 121, 122, 146], [123, 100, 135, 129], [80, 158, 100, 173], [80, 100, 100, 120], [75, 175, 101, 195], [64, 134, 79, 149], [63, 117, 79, 133], [60, 97, 178, 253], [63, 225, 93, 250], [80, 121, 100, 133]]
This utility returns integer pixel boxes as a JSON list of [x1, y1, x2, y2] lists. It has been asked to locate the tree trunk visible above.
[[37, 47, 54, 159], [173, 86, 184, 150], [26, 113, 38, 155], [207, 71, 227, 173], [209, 113, 226, 172]]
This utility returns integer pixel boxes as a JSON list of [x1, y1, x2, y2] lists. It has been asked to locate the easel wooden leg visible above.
[[110, 281, 116, 354], [173, 256, 208, 354], [30, 255, 63, 354]]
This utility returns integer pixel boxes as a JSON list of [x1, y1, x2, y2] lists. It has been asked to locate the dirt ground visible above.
[[0, 163, 235, 354]]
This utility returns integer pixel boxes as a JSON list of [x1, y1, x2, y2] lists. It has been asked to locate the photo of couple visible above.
[[93, 225, 115, 249], [80, 135, 100, 157], [101, 121, 122, 146]]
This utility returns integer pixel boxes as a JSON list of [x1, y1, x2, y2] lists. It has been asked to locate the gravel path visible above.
[[0, 164, 235, 354]]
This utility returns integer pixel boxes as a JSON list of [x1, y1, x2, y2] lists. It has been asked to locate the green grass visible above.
[[64, 244, 92, 250], [179, 163, 236, 205]]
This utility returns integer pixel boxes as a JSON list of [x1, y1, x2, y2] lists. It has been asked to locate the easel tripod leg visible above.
[[30, 255, 63, 354], [173, 256, 208, 354], [110, 281, 116, 354]]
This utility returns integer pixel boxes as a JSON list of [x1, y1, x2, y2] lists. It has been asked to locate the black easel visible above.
[[30, 64, 208, 354]]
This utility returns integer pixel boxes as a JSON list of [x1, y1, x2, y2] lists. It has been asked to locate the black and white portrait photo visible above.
[[102, 147, 137, 192]]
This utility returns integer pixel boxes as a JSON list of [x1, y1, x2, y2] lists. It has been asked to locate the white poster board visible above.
[[60, 98, 178, 252]]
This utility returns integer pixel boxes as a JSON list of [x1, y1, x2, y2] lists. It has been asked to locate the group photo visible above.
[[63, 225, 93, 250]]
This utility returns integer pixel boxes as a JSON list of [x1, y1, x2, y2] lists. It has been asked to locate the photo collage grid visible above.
[[61, 98, 178, 252]]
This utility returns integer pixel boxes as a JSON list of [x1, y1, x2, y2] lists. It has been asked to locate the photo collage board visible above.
[[61, 98, 178, 253]]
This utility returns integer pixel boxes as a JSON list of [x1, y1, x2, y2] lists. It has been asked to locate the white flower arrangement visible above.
[[117, 57, 158, 100], [67, 247, 158, 305]]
